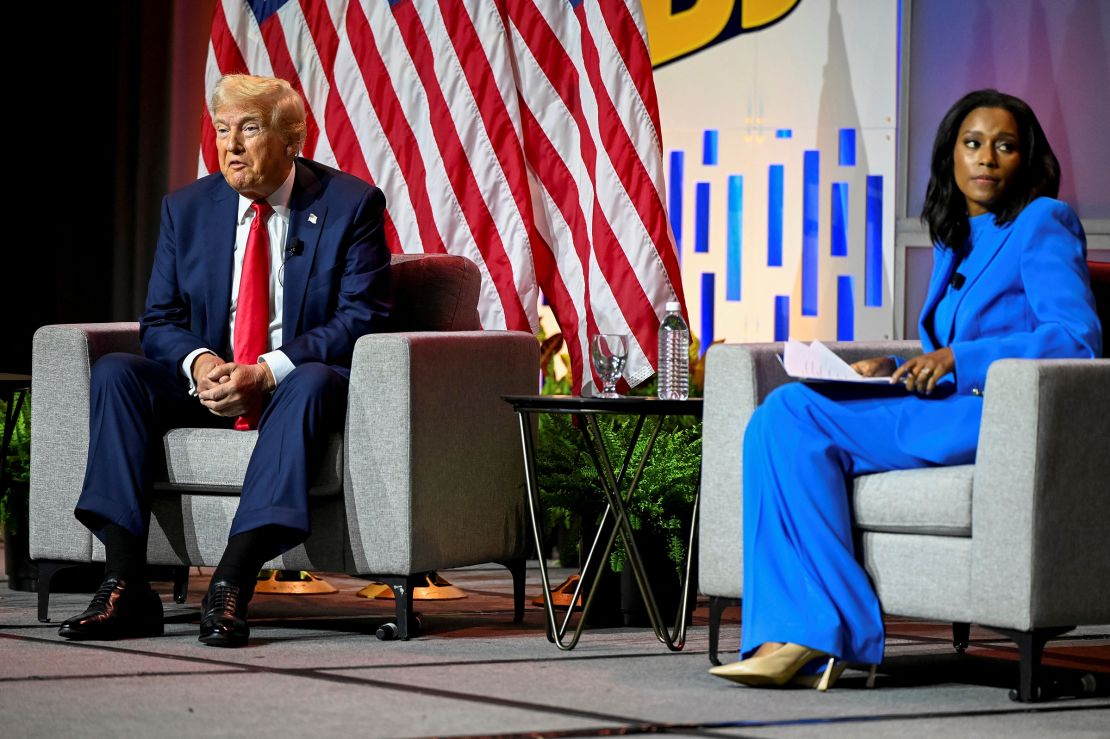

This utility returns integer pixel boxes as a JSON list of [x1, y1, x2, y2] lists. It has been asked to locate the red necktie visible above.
[[232, 201, 273, 430]]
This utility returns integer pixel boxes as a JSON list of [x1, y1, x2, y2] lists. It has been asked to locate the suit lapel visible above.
[[918, 246, 957, 350], [206, 178, 239, 354], [283, 160, 327, 338], [941, 219, 1013, 344]]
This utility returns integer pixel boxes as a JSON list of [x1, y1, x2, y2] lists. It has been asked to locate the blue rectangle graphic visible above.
[[801, 150, 819, 316], [831, 182, 849, 257], [837, 275, 855, 341], [701, 273, 715, 355], [768, 165, 784, 267], [773, 295, 790, 341], [775, 129, 793, 139], [668, 150, 684, 260], [838, 128, 857, 166], [865, 175, 884, 306], [727, 175, 743, 301], [703, 129, 719, 165], [695, 182, 711, 253]]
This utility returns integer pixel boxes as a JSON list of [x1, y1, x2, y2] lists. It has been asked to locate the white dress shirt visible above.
[[183, 165, 297, 392]]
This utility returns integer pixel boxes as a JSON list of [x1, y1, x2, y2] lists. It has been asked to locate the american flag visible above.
[[201, 0, 684, 394]]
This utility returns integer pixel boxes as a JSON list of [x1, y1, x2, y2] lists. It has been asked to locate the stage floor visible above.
[[2, 550, 1108, 738]]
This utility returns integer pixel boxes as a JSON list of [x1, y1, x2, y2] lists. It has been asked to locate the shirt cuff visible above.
[[260, 350, 294, 386], [183, 348, 216, 397]]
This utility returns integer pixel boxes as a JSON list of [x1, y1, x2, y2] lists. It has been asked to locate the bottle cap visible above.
[[665, 301, 681, 311]]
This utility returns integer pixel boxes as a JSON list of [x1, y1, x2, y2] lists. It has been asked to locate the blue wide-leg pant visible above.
[[75, 353, 348, 549], [739, 381, 976, 666]]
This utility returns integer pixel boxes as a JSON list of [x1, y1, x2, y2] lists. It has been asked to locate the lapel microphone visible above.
[[950, 272, 966, 289], [287, 238, 304, 257]]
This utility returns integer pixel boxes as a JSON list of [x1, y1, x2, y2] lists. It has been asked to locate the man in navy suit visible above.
[[59, 75, 390, 647]]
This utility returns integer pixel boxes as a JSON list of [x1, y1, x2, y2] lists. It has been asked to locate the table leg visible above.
[[516, 411, 612, 650], [580, 413, 693, 651]]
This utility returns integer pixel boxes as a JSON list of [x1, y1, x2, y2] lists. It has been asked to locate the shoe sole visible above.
[[198, 631, 250, 648], [708, 668, 793, 687], [58, 623, 164, 641]]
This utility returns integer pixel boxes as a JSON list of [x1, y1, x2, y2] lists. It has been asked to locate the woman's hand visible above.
[[850, 356, 896, 378], [890, 347, 955, 395]]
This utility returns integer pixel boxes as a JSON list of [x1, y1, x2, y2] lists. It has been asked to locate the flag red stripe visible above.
[[296, 1, 400, 251], [511, 3, 658, 361], [210, 5, 249, 74], [199, 101, 219, 174], [297, 0, 372, 185], [600, 2, 663, 147], [343, 1, 446, 255], [518, 104, 598, 388], [391, 1, 529, 330], [257, 15, 321, 159], [575, 4, 682, 319], [437, 2, 546, 280]]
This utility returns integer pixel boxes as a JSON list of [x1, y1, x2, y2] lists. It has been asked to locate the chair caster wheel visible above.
[[376, 615, 423, 641], [1009, 686, 1041, 703]]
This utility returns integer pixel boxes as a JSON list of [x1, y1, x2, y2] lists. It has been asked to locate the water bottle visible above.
[[657, 301, 690, 400]]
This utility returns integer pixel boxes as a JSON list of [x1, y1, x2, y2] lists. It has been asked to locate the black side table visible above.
[[504, 394, 702, 651]]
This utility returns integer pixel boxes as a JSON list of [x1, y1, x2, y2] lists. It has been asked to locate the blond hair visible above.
[[210, 74, 307, 153]]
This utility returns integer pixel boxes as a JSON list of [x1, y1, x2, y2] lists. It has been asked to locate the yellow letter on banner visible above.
[[741, 0, 800, 29], [643, 0, 733, 67]]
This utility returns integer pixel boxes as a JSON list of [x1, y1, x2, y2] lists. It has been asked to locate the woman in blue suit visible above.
[[710, 90, 1102, 689]]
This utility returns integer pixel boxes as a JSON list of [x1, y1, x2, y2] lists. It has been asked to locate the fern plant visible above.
[[534, 342, 701, 575], [0, 395, 31, 529]]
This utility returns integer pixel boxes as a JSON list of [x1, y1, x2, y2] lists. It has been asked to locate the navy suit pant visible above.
[[75, 353, 348, 550]]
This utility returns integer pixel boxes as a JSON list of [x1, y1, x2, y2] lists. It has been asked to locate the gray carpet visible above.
[[1, 562, 1107, 738]]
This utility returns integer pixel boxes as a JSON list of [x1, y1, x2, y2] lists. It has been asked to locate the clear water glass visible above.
[[590, 334, 628, 398]]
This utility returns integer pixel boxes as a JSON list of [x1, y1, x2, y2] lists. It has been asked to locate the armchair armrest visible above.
[[971, 358, 1110, 629], [698, 340, 921, 598], [344, 330, 539, 574], [29, 323, 141, 561]]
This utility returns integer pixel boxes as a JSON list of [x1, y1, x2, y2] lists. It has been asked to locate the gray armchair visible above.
[[30, 253, 539, 639], [698, 341, 1110, 701]]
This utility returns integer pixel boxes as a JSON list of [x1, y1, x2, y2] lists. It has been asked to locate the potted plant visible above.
[[1, 395, 34, 591], [534, 332, 705, 626]]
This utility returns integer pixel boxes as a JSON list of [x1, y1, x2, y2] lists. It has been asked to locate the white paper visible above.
[[781, 340, 893, 384]]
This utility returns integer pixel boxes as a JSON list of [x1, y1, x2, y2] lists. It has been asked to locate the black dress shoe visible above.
[[199, 579, 251, 647], [58, 577, 164, 640]]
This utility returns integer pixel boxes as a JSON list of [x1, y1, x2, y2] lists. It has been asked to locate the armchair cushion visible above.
[[156, 429, 344, 497], [852, 465, 973, 537]]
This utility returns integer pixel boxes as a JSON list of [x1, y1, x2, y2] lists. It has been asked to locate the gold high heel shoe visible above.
[[789, 657, 845, 691], [790, 661, 880, 691], [708, 643, 828, 687]]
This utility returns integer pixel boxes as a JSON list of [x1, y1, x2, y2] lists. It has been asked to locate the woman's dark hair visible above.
[[921, 89, 1060, 249]]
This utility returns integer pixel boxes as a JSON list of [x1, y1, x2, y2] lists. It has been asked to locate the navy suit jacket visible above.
[[139, 158, 391, 376], [894, 197, 1101, 464]]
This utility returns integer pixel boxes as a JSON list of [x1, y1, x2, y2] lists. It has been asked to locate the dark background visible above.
[[5, 2, 213, 374]]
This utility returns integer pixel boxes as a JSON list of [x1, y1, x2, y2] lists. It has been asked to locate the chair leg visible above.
[[708, 596, 739, 666], [953, 622, 970, 654], [35, 560, 80, 623], [990, 625, 1074, 702], [497, 559, 526, 623], [172, 566, 189, 604], [374, 574, 424, 641]]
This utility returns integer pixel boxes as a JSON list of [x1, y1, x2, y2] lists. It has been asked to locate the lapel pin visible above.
[[308, 213, 318, 224]]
